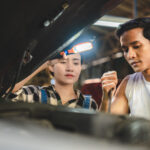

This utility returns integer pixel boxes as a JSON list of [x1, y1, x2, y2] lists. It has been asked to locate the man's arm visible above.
[[111, 76, 129, 114], [100, 71, 129, 114]]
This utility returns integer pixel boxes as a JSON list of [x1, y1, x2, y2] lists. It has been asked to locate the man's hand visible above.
[[100, 71, 118, 112], [101, 71, 118, 96]]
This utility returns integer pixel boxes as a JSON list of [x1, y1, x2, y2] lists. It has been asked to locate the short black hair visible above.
[[116, 17, 150, 40]]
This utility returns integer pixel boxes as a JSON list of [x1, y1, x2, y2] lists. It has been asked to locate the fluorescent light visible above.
[[93, 15, 130, 28], [93, 20, 122, 28]]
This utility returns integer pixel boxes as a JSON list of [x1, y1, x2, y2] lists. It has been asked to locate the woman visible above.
[[10, 52, 98, 110]]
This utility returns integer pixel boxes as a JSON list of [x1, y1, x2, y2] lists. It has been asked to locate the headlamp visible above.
[[60, 42, 93, 56]]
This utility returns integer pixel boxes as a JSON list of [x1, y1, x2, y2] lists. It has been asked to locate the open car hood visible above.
[[1, 1, 150, 148], [0, 0, 123, 96]]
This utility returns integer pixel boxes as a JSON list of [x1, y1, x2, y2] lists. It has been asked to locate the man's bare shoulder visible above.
[[115, 75, 130, 95], [121, 75, 130, 85], [111, 75, 131, 114]]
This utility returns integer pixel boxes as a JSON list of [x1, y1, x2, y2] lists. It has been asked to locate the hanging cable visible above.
[[3, 50, 28, 100]]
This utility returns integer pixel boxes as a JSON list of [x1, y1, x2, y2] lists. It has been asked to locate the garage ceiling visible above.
[[107, 0, 150, 18]]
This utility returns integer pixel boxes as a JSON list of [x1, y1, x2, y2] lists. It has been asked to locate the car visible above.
[[0, 0, 150, 149]]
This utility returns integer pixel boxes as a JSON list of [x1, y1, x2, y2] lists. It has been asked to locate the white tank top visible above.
[[125, 72, 150, 120]]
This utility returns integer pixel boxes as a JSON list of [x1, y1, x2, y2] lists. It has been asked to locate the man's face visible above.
[[120, 27, 150, 73], [50, 53, 82, 85]]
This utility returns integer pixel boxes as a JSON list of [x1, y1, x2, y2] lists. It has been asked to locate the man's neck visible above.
[[54, 83, 77, 104], [142, 69, 150, 82]]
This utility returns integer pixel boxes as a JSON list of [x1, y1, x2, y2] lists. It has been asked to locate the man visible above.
[[100, 17, 150, 120]]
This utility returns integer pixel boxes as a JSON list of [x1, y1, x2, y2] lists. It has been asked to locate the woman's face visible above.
[[50, 53, 82, 85]]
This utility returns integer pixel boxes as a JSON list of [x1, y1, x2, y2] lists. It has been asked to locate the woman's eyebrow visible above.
[[72, 58, 80, 61], [59, 58, 67, 61]]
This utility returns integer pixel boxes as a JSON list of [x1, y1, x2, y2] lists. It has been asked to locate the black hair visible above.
[[116, 17, 150, 40], [51, 52, 84, 64], [80, 53, 84, 64]]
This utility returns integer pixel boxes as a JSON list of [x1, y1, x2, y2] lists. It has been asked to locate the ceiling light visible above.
[[93, 20, 122, 28], [93, 15, 130, 28]]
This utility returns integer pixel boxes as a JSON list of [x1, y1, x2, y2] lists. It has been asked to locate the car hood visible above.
[[0, 0, 123, 96]]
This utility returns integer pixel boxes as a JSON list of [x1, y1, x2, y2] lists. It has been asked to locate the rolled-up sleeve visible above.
[[10, 85, 41, 103]]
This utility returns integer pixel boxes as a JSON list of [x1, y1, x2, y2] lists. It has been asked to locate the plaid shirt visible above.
[[10, 85, 98, 111]]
